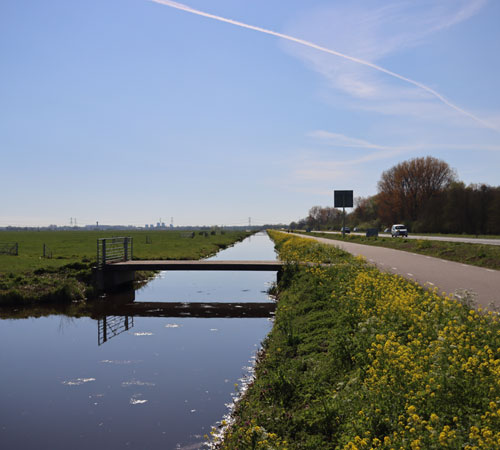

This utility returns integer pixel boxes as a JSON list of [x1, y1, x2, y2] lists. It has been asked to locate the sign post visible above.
[[334, 190, 353, 238]]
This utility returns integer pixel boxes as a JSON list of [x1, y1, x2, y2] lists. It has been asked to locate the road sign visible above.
[[334, 190, 353, 208]]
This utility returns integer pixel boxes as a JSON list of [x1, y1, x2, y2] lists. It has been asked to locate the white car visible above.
[[391, 224, 408, 237]]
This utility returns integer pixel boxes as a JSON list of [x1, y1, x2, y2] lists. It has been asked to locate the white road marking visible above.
[[407, 273, 414, 277], [426, 282, 435, 286], [392, 267, 398, 271]]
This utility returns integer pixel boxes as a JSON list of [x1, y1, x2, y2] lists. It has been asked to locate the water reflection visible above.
[[134, 231, 278, 304], [0, 232, 276, 450], [96, 298, 275, 346], [95, 289, 276, 320], [98, 316, 134, 346]]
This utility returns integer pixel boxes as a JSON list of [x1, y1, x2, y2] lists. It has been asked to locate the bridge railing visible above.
[[97, 237, 133, 269], [98, 316, 134, 345]]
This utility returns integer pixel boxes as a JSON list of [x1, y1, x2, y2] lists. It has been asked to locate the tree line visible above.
[[290, 156, 500, 235]]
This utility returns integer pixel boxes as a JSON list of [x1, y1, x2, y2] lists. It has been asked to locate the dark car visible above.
[[340, 227, 351, 234]]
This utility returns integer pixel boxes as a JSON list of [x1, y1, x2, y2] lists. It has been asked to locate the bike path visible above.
[[312, 231, 500, 246], [300, 234, 500, 310]]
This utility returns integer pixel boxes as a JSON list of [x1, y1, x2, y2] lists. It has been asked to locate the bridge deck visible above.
[[106, 260, 283, 271]]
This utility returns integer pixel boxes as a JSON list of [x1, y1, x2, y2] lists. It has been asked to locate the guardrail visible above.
[[97, 237, 133, 269]]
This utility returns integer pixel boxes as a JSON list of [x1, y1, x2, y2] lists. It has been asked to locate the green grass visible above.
[[305, 232, 500, 271], [218, 232, 500, 449], [388, 232, 500, 240], [0, 229, 250, 305], [0, 229, 250, 274]]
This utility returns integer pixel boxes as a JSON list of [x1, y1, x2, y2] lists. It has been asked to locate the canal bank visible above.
[[218, 231, 500, 449]]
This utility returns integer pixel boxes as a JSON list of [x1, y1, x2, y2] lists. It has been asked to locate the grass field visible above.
[[218, 232, 500, 449], [0, 229, 250, 305], [302, 232, 500, 271], [0, 230, 251, 274]]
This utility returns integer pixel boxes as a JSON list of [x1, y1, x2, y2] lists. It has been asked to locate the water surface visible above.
[[0, 232, 277, 450], [135, 231, 277, 303]]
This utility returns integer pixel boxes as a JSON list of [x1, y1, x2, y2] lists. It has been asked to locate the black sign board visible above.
[[334, 190, 353, 208]]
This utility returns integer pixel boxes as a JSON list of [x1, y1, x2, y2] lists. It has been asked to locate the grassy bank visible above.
[[0, 230, 250, 305], [305, 232, 500, 271], [386, 233, 500, 240], [218, 231, 500, 449]]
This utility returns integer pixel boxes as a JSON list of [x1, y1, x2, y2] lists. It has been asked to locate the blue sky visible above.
[[2, 0, 499, 227]]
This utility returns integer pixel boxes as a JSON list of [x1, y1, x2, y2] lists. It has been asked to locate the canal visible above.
[[0, 232, 277, 450]]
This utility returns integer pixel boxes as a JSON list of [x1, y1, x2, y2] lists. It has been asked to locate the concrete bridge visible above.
[[93, 237, 283, 291]]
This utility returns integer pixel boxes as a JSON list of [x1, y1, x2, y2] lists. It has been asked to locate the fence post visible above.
[[124, 237, 129, 261], [130, 238, 133, 260], [15, 243, 18, 256], [102, 239, 107, 267], [43, 243, 46, 258]]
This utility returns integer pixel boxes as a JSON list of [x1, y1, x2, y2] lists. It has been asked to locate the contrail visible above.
[[150, 0, 498, 132]]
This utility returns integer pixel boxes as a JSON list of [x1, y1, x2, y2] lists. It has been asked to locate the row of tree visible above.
[[291, 156, 500, 235]]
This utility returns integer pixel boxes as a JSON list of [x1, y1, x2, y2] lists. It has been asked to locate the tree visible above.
[[351, 196, 379, 228], [442, 181, 468, 233], [377, 156, 456, 227], [486, 186, 500, 234], [306, 206, 341, 230]]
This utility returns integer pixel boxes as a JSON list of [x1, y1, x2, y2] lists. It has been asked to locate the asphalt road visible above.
[[301, 233, 500, 310], [312, 230, 500, 246]]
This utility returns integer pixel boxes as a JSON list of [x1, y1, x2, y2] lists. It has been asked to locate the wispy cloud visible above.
[[149, 0, 497, 131], [293, 151, 402, 182], [286, 129, 500, 195], [308, 130, 403, 150], [287, 133, 405, 189], [309, 129, 500, 153], [284, 0, 493, 128]]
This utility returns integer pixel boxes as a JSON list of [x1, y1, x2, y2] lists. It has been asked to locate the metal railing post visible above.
[[102, 239, 107, 267], [124, 237, 129, 261], [103, 317, 107, 343]]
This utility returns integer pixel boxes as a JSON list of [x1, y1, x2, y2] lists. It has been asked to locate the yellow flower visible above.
[[407, 405, 416, 414]]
